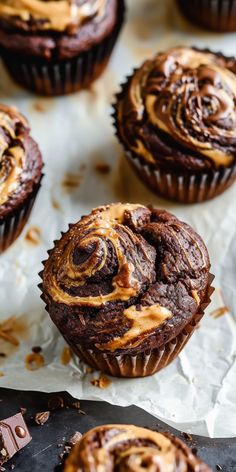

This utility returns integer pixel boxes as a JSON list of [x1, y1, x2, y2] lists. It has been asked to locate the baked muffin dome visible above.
[[0, 104, 43, 252], [114, 47, 236, 202], [64, 424, 212, 471], [0, 0, 125, 95], [40, 203, 213, 377]]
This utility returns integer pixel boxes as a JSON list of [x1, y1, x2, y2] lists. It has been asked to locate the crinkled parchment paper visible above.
[[0, 0, 236, 438]]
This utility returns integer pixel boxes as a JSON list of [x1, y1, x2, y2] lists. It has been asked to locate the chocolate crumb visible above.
[[95, 162, 111, 175], [61, 346, 72, 365], [78, 410, 86, 416], [32, 346, 42, 354], [10, 465, 15, 470], [191, 447, 198, 455], [216, 466, 223, 471], [85, 366, 93, 374], [35, 411, 50, 426], [71, 401, 81, 410], [182, 432, 192, 441], [0, 353, 6, 358], [48, 396, 64, 410], [67, 432, 82, 447]]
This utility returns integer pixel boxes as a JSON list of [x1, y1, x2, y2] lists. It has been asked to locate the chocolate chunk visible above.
[[48, 396, 64, 411], [34, 411, 50, 426], [67, 432, 82, 447], [0, 413, 31, 465]]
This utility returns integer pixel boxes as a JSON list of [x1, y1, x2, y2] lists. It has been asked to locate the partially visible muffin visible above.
[[0, 104, 43, 252], [177, 0, 236, 32], [40, 203, 213, 377], [0, 0, 125, 95], [114, 46, 236, 203], [64, 424, 212, 471]]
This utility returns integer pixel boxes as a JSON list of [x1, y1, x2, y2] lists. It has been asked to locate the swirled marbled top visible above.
[[0, 104, 42, 218], [116, 47, 236, 171], [64, 424, 212, 472], [42, 204, 210, 354], [0, 0, 107, 32]]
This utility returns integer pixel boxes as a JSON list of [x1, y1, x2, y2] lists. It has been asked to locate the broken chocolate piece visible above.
[[34, 411, 50, 426], [0, 413, 31, 465]]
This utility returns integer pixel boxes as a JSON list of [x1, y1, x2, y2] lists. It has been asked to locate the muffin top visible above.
[[42, 203, 210, 354], [115, 47, 236, 172], [0, 104, 42, 219], [64, 424, 212, 472], [0, 0, 119, 59], [0, 0, 109, 33]]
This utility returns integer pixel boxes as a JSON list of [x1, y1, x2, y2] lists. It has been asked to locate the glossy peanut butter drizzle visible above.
[[118, 47, 236, 167], [43, 203, 151, 307], [0, 0, 107, 32], [64, 424, 209, 472], [97, 304, 172, 351], [0, 106, 27, 206]]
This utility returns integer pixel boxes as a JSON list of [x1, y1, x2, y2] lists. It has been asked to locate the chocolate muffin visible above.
[[114, 47, 236, 203], [40, 203, 213, 378], [64, 424, 212, 471], [0, 0, 125, 96], [0, 104, 43, 252], [177, 0, 236, 32]]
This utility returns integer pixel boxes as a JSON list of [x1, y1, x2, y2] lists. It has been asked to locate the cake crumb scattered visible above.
[[25, 352, 45, 371], [52, 198, 62, 211], [85, 366, 94, 374], [61, 346, 72, 365], [182, 432, 192, 441], [210, 307, 228, 319], [0, 317, 20, 346], [62, 173, 82, 192], [91, 374, 111, 389], [95, 162, 111, 175], [25, 227, 41, 245], [34, 102, 45, 112]]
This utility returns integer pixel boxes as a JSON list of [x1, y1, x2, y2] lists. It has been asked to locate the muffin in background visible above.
[[113, 47, 236, 203], [40, 203, 213, 378], [0, 0, 125, 96], [0, 104, 43, 253], [177, 0, 236, 32], [64, 424, 212, 471]]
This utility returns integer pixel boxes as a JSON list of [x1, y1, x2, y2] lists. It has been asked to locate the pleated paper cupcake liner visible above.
[[51, 275, 214, 378], [126, 151, 236, 204], [177, 0, 236, 32], [0, 0, 125, 96], [0, 178, 42, 253], [112, 77, 236, 204]]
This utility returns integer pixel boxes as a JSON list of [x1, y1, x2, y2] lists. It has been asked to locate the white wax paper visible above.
[[0, 0, 236, 438]]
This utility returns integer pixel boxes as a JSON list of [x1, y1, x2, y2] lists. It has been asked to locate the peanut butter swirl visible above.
[[117, 47, 236, 169], [42, 204, 210, 353], [0, 0, 107, 32], [0, 104, 28, 207], [64, 424, 212, 472]]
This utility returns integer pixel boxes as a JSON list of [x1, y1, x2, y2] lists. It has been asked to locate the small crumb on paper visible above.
[[61, 346, 72, 365], [25, 352, 44, 371], [25, 227, 41, 246], [210, 307, 229, 319], [62, 173, 82, 192], [0, 317, 20, 346], [94, 162, 111, 175], [91, 374, 111, 389]]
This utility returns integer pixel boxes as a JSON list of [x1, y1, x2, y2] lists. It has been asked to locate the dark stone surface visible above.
[[0, 388, 235, 471]]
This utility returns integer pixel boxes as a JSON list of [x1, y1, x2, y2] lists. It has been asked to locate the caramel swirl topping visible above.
[[0, 0, 107, 32], [0, 105, 28, 206], [118, 47, 236, 167], [42, 205, 210, 353], [64, 424, 212, 471]]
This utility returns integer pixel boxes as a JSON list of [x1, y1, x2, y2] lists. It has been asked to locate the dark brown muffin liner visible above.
[[0, 0, 125, 96], [177, 0, 236, 32], [39, 270, 214, 378], [112, 76, 236, 204], [62, 275, 214, 378], [0, 177, 42, 253]]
